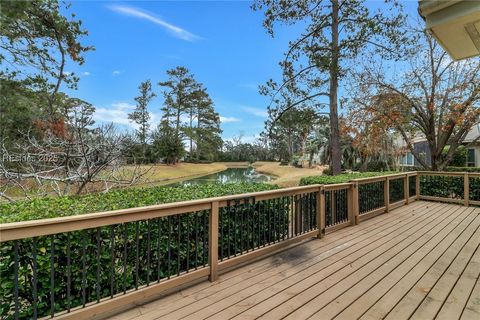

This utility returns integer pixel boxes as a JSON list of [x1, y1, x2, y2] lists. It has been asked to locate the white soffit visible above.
[[419, 0, 480, 60]]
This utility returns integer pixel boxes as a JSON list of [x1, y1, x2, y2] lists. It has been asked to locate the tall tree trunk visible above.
[[329, 0, 342, 175], [189, 107, 193, 158], [141, 122, 146, 163], [196, 111, 200, 161]]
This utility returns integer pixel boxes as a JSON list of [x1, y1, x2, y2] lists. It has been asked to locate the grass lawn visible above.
[[253, 161, 326, 187]]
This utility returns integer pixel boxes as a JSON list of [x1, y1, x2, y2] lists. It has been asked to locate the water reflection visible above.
[[171, 167, 272, 186]]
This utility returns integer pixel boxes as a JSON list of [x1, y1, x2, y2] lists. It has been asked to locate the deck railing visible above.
[[0, 171, 478, 319]]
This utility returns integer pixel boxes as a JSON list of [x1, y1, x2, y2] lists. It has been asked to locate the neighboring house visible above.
[[396, 124, 480, 167]]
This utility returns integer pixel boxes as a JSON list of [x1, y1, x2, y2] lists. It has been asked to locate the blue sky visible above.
[[64, 0, 418, 143]]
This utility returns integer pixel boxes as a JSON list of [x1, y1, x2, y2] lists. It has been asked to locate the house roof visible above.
[[394, 124, 480, 147], [464, 123, 480, 143], [418, 0, 480, 60]]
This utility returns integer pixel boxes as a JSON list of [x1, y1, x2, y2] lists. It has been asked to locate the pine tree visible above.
[[194, 89, 222, 161], [128, 80, 156, 162], [158, 67, 197, 139], [155, 67, 223, 164]]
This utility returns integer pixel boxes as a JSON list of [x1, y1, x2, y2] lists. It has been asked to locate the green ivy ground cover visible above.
[[0, 183, 278, 223]]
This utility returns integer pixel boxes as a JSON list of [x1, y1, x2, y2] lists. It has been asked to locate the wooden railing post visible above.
[[384, 177, 390, 213], [347, 185, 353, 225], [317, 186, 325, 239], [404, 174, 409, 205], [348, 182, 359, 225], [209, 201, 219, 282], [464, 173, 470, 207], [416, 173, 420, 200], [352, 182, 359, 225]]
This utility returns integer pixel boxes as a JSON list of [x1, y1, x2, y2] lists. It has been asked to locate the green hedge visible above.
[[0, 183, 279, 223], [299, 172, 397, 186], [0, 183, 292, 319], [401, 166, 480, 173]]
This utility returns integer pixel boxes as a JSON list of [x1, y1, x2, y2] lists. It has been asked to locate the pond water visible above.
[[170, 167, 273, 186]]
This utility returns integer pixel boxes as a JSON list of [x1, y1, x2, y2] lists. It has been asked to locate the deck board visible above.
[[106, 201, 480, 320]]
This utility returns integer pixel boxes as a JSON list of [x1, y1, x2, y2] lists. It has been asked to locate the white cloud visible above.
[[220, 116, 241, 123], [225, 135, 258, 144], [109, 5, 200, 42], [242, 106, 268, 118], [112, 70, 122, 76], [93, 102, 161, 129], [82, 71, 90, 76], [94, 102, 135, 127]]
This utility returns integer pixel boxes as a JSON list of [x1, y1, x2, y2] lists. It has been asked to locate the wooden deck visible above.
[[108, 201, 480, 320]]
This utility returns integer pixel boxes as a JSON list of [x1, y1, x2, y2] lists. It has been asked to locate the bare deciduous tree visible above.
[[350, 30, 480, 170], [0, 101, 150, 201]]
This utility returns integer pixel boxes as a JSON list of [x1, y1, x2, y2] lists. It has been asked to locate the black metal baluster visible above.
[[262, 201, 267, 246], [203, 211, 207, 267], [270, 199, 273, 242], [290, 196, 294, 237], [186, 214, 190, 272], [50, 235, 55, 317], [275, 197, 279, 242], [266, 199, 270, 243], [283, 196, 287, 239], [310, 192, 314, 228], [135, 222, 139, 290], [110, 226, 115, 298], [244, 199, 248, 253], [147, 220, 151, 284], [96, 228, 101, 302], [168, 216, 171, 278], [270, 199, 277, 243], [220, 207, 223, 260], [123, 224, 127, 294], [227, 200, 231, 259], [195, 212, 199, 269], [251, 198, 256, 250], [32, 238, 38, 318], [234, 200, 238, 256], [292, 195, 295, 236], [249, 198, 253, 251], [66, 234, 71, 312], [157, 218, 162, 282], [286, 197, 290, 239], [281, 197, 285, 240], [240, 200, 244, 253], [335, 190, 339, 223], [14, 240, 19, 319], [295, 194, 302, 236], [257, 201, 261, 249], [82, 232, 87, 307], [177, 215, 181, 275], [310, 193, 317, 230], [304, 194, 308, 232]]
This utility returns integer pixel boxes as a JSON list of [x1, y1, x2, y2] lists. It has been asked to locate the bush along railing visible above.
[[417, 171, 480, 206], [1, 170, 478, 319]]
